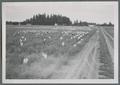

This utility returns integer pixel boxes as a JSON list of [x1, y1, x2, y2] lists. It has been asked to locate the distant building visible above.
[[26, 23, 31, 26], [54, 23, 58, 26]]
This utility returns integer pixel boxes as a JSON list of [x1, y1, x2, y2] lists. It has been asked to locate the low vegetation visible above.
[[6, 25, 96, 79], [98, 28, 114, 79]]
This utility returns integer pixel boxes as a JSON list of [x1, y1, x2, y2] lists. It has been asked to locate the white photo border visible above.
[[2, 1, 119, 84]]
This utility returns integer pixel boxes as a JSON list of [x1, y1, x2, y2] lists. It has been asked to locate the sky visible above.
[[3, 2, 118, 24]]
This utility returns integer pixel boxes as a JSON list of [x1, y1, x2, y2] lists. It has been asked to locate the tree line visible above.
[[73, 20, 114, 26], [6, 13, 114, 26]]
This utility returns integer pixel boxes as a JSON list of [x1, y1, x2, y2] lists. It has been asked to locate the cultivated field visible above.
[[6, 25, 114, 79]]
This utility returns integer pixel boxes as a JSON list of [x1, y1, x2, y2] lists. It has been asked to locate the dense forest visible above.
[[6, 13, 114, 26]]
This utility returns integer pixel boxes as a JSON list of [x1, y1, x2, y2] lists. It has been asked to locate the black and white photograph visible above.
[[2, 1, 118, 84]]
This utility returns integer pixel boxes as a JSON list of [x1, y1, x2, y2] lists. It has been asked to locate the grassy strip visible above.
[[98, 29, 114, 79]]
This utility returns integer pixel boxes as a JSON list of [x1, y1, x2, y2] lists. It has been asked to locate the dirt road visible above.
[[64, 32, 100, 79]]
